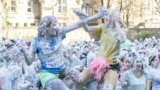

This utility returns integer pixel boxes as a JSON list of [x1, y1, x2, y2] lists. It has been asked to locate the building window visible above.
[[62, 23, 66, 27], [58, 23, 61, 27], [24, 23, 27, 27], [11, 0, 16, 12], [58, 0, 67, 13], [27, 1, 33, 12], [58, 23, 66, 27], [30, 23, 36, 26], [16, 23, 19, 27]]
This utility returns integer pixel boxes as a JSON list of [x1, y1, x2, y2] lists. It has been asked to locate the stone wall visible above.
[[88, 28, 160, 41], [127, 28, 160, 40], [4, 26, 160, 43]]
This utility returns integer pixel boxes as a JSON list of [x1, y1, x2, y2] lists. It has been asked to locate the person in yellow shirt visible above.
[[73, 7, 126, 90]]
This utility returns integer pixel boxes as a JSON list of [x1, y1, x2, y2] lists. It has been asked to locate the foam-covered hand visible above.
[[73, 9, 88, 19], [98, 7, 110, 19]]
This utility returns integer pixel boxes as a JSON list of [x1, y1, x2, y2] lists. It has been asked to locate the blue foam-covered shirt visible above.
[[30, 30, 66, 74]]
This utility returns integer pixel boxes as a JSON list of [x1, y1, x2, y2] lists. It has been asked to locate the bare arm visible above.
[[115, 21, 127, 43], [21, 49, 36, 66], [85, 25, 99, 32], [74, 8, 109, 32], [60, 21, 83, 33], [62, 10, 104, 33]]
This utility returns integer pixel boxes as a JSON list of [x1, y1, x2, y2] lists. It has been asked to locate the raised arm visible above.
[[72, 7, 110, 32], [62, 8, 108, 33], [20, 41, 36, 66], [73, 9, 98, 32]]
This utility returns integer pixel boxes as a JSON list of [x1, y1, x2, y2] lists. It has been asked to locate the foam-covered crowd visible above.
[[0, 36, 160, 90]]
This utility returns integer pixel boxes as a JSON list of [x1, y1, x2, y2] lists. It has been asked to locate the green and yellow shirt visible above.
[[96, 24, 120, 65]]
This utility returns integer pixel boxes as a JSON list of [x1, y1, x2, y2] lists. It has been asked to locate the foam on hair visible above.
[[38, 16, 57, 37]]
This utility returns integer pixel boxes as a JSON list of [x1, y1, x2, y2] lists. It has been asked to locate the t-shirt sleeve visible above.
[[149, 69, 158, 81], [30, 38, 37, 53], [96, 24, 103, 37]]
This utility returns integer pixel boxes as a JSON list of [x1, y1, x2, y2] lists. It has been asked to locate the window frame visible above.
[[10, 0, 16, 12], [27, 1, 33, 13], [58, 0, 67, 13]]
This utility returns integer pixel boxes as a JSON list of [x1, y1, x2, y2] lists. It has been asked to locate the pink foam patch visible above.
[[89, 57, 110, 81]]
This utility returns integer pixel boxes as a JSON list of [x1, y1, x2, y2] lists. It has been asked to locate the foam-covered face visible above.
[[134, 59, 143, 70], [104, 14, 113, 27], [47, 19, 59, 36], [124, 59, 132, 69], [152, 56, 160, 68], [104, 13, 120, 28], [108, 15, 113, 25]]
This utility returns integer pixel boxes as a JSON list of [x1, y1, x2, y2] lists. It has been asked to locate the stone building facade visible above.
[[7, 0, 41, 27], [0, 0, 91, 42], [0, 0, 160, 40]]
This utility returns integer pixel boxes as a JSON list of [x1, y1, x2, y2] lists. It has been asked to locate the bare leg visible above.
[[75, 68, 94, 90], [103, 69, 119, 90]]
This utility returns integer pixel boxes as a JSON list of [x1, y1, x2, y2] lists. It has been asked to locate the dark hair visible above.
[[149, 54, 160, 65], [10, 39, 16, 44]]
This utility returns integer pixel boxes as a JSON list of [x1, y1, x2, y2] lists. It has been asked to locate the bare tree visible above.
[[120, 0, 134, 27], [107, 0, 111, 8], [154, 0, 160, 15], [119, 0, 123, 12], [117, 0, 146, 27]]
